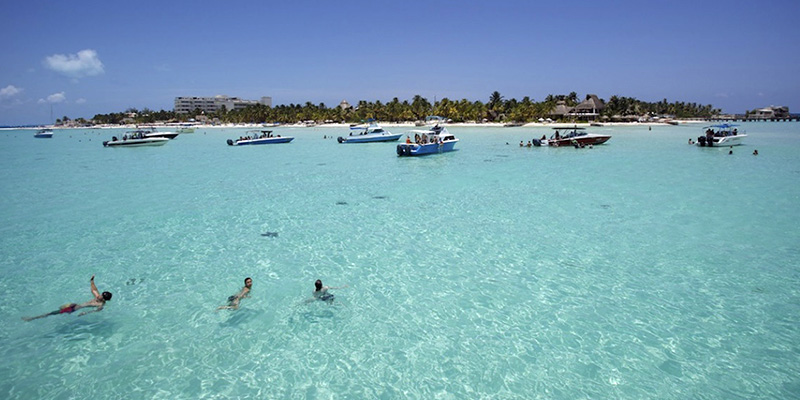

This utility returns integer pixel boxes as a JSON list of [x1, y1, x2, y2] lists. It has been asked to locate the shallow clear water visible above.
[[1, 123, 799, 399]]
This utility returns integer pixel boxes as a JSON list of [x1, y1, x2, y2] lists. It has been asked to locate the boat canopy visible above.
[[703, 124, 739, 129]]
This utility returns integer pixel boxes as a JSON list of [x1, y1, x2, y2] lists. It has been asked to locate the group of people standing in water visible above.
[[22, 275, 346, 321]]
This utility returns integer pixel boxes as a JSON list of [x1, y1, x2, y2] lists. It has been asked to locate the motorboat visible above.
[[135, 127, 179, 140], [227, 130, 293, 145], [396, 116, 459, 156], [103, 133, 169, 147], [534, 126, 611, 147], [338, 121, 402, 143], [34, 128, 53, 138], [176, 124, 196, 133], [696, 124, 746, 147]]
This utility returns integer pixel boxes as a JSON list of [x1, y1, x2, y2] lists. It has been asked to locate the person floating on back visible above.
[[23, 275, 112, 321], [309, 279, 347, 303], [217, 277, 252, 310]]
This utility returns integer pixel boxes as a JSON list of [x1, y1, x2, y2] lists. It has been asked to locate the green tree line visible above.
[[89, 92, 720, 125]]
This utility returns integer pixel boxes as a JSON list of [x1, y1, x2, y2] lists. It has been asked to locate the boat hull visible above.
[[696, 134, 746, 147], [544, 135, 611, 147], [227, 137, 294, 145], [338, 133, 403, 143], [145, 132, 179, 140], [34, 133, 53, 138], [103, 138, 169, 147], [396, 140, 458, 156]]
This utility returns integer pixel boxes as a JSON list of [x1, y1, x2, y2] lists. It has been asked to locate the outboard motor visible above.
[[226, 139, 234, 146], [697, 136, 706, 147], [532, 139, 541, 147], [397, 145, 403, 156], [337, 137, 344, 143], [102, 141, 109, 147]]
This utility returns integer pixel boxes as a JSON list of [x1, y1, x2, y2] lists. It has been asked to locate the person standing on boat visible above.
[[22, 275, 112, 321], [217, 277, 253, 310]]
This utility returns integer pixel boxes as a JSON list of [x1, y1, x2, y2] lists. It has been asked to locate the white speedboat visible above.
[[396, 116, 459, 156], [338, 121, 402, 143], [534, 126, 611, 147], [34, 128, 53, 138], [132, 127, 179, 140], [227, 130, 293, 145], [103, 134, 169, 147], [696, 124, 746, 147]]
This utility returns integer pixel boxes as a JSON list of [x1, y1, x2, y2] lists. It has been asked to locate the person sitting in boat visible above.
[[406, 136, 412, 144], [555, 131, 560, 139], [732, 129, 738, 135]]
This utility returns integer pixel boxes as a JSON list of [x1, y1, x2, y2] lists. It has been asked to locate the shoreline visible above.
[[2, 120, 710, 131]]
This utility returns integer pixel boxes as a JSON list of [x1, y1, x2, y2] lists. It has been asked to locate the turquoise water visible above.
[[1, 123, 799, 399]]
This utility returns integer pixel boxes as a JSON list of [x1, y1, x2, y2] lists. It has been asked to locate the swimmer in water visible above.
[[307, 279, 348, 303], [23, 275, 112, 321], [217, 277, 252, 310]]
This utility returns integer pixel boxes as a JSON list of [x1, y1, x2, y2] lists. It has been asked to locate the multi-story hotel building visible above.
[[174, 95, 272, 114]]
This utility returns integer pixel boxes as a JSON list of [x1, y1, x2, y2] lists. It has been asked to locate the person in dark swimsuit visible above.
[[310, 279, 347, 303], [217, 277, 252, 310], [23, 275, 112, 321]]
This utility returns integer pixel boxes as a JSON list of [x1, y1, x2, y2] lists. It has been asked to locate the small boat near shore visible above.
[[396, 116, 459, 156], [34, 128, 53, 138], [227, 130, 293, 145], [338, 121, 402, 143], [533, 126, 611, 147], [696, 124, 746, 147]]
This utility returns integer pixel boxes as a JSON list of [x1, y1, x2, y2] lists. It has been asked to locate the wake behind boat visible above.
[[396, 116, 459, 156], [696, 124, 746, 147], [227, 130, 293, 145], [338, 121, 401, 143], [534, 126, 611, 147]]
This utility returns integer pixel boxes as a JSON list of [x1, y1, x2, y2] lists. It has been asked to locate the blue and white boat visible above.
[[34, 128, 53, 138], [227, 130, 293, 146], [696, 124, 747, 147], [396, 117, 458, 156], [338, 120, 402, 143]]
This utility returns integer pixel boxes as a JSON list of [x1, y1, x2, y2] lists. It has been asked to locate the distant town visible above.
[[50, 93, 795, 127]]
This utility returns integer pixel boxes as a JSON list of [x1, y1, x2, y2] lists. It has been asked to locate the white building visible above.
[[174, 95, 272, 114]]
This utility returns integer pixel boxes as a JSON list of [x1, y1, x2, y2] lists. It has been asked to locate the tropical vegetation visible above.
[[84, 92, 720, 126]]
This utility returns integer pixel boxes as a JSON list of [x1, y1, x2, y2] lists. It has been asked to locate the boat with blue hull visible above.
[[396, 117, 458, 156], [34, 128, 53, 138], [338, 121, 402, 143], [227, 130, 293, 145]]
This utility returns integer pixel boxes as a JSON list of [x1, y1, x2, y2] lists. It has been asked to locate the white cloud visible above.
[[38, 92, 66, 104], [0, 85, 23, 99], [76, 98, 86, 104], [44, 49, 105, 78]]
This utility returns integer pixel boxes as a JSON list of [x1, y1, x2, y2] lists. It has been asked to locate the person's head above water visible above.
[[102, 291, 112, 301], [315, 279, 323, 291], [244, 277, 252, 288]]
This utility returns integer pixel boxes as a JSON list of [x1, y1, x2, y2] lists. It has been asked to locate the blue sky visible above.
[[1, 0, 798, 125]]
